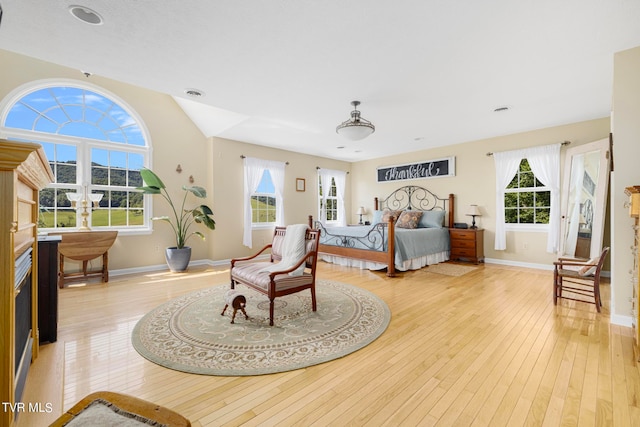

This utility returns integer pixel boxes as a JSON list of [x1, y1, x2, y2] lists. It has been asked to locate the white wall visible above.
[[611, 45, 640, 323]]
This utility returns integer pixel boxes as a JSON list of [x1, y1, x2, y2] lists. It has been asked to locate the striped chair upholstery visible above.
[[230, 227, 321, 326]]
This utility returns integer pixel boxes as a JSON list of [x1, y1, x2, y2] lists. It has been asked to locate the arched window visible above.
[[0, 81, 151, 232]]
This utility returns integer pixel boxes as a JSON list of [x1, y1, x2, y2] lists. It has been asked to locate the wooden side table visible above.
[[449, 228, 484, 264], [50, 231, 118, 288]]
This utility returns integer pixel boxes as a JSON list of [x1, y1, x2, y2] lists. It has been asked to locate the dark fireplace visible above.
[[14, 248, 33, 403]]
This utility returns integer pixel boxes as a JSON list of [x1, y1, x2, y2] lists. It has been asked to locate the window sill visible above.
[[505, 224, 549, 233], [39, 227, 153, 236], [251, 224, 276, 230]]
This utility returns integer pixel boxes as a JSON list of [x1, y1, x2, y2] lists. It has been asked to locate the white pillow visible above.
[[578, 256, 599, 276]]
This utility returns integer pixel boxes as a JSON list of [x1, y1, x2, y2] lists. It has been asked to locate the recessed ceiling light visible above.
[[493, 106, 510, 112], [184, 88, 205, 97], [69, 5, 103, 25]]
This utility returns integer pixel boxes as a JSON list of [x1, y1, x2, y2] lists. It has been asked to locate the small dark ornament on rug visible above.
[[221, 290, 249, 324]]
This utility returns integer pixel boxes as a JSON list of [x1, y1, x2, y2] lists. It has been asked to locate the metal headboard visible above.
[[374, 185, 455, 226]]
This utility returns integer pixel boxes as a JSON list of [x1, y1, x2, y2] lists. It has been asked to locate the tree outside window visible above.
[[505, 159, 550, 224], [318, 176, 338, 222]]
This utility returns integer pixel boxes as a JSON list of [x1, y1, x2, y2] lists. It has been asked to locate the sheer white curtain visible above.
[[565, 155, 585, 257], [242, 157, 286, 248], [333, 170, 347, 226], [318, 169, 334, 225], [527, 143, 561, 253], [494, 149, 524, 250], [269, 162, 286, 226]]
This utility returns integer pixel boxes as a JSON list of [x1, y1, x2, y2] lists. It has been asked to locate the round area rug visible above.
[[131, 279, 390, 376]]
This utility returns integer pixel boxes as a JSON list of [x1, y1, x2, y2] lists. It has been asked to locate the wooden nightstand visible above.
[[449, 228, 484, 264]]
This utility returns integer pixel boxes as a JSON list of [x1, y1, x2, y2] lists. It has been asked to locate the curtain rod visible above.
[[316, 166, 349, 174], [486, 140, 571, 157], [240, 155, 289, 165]]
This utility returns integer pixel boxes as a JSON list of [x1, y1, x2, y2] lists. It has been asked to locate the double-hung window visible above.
[[251, 170, 277, 226], [317, 168, 347, 226], [504, 159, 551, 226], [1, 83, 150, 232], [318, 176, 338, 223]]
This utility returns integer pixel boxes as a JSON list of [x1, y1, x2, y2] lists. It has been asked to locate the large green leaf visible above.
[[140, 168, 166, 190], [184, 186, 207, 198], [192, 205, 216, 229], [136, 185, 162, 194]]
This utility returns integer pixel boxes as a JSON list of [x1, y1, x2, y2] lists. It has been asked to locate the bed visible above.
[[308, 186, 454, 276]]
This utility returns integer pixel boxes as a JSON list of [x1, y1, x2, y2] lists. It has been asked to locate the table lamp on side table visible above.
[[357, 206, 367, 225], [466, 204, 481, 229]]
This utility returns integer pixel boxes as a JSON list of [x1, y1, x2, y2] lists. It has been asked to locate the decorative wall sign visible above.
[[377, 157, 455, 182]]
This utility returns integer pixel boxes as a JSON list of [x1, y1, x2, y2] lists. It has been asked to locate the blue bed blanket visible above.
[[317, 223, 450, 264]]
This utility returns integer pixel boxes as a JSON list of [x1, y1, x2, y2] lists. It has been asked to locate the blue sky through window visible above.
[[5, 86, 145, 148], [257, 170, 274, 193]]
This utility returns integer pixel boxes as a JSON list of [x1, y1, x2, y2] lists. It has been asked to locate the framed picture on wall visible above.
[[296, 178, 305, 192]]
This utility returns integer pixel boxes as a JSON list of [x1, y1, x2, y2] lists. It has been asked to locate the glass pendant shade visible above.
[[336, 101, 375, 141]]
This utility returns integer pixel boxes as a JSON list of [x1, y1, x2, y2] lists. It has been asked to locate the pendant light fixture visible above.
[[336, 100, 375, 141]]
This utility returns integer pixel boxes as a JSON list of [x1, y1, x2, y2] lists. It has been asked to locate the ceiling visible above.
[[1, 1, 640, 162]]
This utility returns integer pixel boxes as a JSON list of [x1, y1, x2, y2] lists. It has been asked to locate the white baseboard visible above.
[[610, 313, 633, 328], [484, 257, 554, 271], [109, 256, 268, 277], [484, 258, 611, 277]]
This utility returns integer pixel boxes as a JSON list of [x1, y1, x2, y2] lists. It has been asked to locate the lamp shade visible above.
[[357, 206, 367, 215], [65, 192, 81, 202], [336, 123, 375, 141], [466, 204, 481, 216], [336, 101, 375, 141]]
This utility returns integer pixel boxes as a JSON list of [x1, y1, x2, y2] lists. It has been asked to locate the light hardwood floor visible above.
[[16, 262, 640, 426]]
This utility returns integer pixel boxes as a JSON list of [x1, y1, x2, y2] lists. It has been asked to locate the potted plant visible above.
[[137, 168, 216, 272]]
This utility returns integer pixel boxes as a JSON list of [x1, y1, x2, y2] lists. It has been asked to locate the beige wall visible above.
[[611, 45, 640, 321], [209, 137, 350, 261], [351, 118, 611, 266]]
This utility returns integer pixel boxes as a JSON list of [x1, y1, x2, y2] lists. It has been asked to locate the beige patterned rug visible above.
[[132, 280, 390, 376], [427, 262, 479, 276]]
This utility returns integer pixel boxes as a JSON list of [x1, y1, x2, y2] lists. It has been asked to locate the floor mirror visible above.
[[558, 137, 611, 259]]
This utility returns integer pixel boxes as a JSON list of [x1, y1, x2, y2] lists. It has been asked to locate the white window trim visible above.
[[504, 184, 551, 226], [250, 191, 277, 228]]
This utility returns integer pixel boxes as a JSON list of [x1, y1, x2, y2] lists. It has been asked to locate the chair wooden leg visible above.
[[553, 274, 557, 305], [269, 299, 275, 326], [58, 254, 65, 289], [311, 287, 317, 312]]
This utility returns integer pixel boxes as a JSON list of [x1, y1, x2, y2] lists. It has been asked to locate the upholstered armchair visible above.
[[230, 225, 320, 326]]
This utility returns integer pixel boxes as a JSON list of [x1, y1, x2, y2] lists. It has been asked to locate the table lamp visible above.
[[357, 206, 366, 225], [66, 186, 103, 230], [466, 204, 481, 229]]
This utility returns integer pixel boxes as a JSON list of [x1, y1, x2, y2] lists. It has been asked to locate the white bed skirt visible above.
[[319, 251, 449, 272]]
